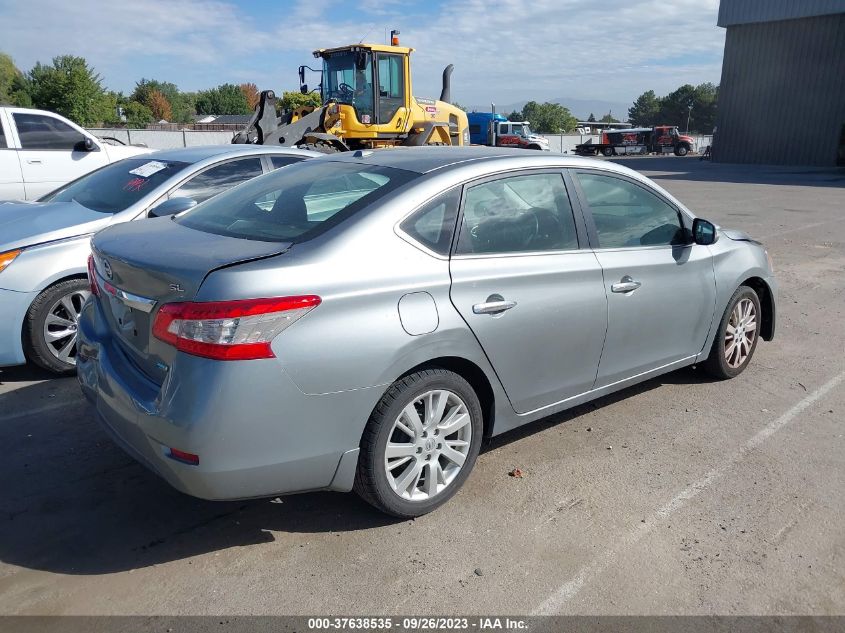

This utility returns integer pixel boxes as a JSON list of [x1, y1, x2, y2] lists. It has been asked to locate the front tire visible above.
[[298, 141, 341, 154], [703, 285, 761, 379], [23, 278, 91, 375], [675, 144, 690, 157], [354, 369, 483, 517]]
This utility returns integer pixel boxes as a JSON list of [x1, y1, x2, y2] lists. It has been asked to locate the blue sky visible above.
[[0, 0, 725, 113]]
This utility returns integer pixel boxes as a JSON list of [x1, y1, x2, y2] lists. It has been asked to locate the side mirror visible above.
[[298, 65, 306, 86], [692, 218, 718, 245], [300, 84, 308, 95], [79, 137, 98, 152], [149, 197, 197, 218]]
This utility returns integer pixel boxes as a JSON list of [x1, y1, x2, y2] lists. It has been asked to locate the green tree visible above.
[[507, 110, 524, 122], [27, 55, 112, 126], [657, 83, 697, 130], [123, 100, 153, 128], [599, 111, 619, 123], [690, 82, 718, 133], [520, 101, 577, 133], [0, 53, 30, 105], [279, 90, 321, 113], [628, 90, 660, 126], [172, 91, 197, 124], [587, 112, 596, 122], [195, 83, 251, 115]]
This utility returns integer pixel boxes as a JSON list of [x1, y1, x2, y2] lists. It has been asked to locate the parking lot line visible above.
[[531, 368, 845, 615]]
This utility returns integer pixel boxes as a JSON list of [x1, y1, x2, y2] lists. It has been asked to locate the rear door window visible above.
[[13, 112, 86, 150], [170, 157, 263, 204], [0, 119, 6, 148], [455, 172, 579, 254]]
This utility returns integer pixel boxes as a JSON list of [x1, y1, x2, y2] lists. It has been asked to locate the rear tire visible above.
[[601, 147, 614, 157], [354, 369, 483, 517], [703, 285, 761, 379], [23, 278, 90, 375]]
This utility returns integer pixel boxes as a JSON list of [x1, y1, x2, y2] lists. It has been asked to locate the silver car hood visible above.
[[0, 200, 113, 251]]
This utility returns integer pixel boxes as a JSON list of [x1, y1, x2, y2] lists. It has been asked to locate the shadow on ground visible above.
[[0, 363, 59, 385], [609, 156, 845, 188], [0, 365, 713, 576]]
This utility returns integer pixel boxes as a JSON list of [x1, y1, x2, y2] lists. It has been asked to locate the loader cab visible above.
[[313, 44, 412, 129]]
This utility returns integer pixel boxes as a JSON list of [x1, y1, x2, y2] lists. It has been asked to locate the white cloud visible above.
[[0, 0, 725, 106]]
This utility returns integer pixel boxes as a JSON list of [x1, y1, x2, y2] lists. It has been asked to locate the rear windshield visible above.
[[40, 158, 189, 213], [175, 161, 418, 242]]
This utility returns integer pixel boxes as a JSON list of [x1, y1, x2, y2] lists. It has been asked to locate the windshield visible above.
[[322, 51, 375, 122], [510, 123, 532, 137], [175, 160, 418, 243], [39, 158, 189, 213]]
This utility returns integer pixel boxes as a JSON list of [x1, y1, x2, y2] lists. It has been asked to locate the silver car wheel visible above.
[[42, 290, 90, 366], [724, 297, 757, 368], [384, 389, 472, 502]]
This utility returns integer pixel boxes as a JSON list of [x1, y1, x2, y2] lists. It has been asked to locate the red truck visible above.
[[575, 125, 694, 157]]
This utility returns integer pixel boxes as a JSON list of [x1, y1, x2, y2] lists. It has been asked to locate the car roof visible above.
[[312, 146, 638, 176], [147, 145, 319, 163]]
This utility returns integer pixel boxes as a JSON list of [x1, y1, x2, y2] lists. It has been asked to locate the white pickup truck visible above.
[[0, 106, 153, 201]]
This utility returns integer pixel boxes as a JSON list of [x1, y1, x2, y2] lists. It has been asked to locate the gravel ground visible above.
[[0, 157, 843, 616]]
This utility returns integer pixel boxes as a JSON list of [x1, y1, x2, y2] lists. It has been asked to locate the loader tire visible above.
[[300, 142, 341, 154]]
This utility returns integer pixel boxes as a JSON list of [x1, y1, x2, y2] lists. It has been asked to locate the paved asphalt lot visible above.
[[0, 156, 843, 616]]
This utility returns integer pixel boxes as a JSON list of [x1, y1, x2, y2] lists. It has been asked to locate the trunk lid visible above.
[[91, 216, 291, 383]]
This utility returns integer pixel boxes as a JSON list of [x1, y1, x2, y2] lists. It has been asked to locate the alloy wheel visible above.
[[42, 290, 90, 366], [724, 297, 757, 368], [383, 389, 472, 502]]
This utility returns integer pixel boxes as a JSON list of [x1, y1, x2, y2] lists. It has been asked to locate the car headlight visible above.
[[0, 249, 22, 274]]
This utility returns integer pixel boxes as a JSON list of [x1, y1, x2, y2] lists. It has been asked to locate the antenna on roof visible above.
[[358, 25, 375, 44]]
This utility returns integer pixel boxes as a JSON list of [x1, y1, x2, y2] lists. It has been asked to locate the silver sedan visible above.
[[0, 145, 317, 374], [78, 147, 776, 517]]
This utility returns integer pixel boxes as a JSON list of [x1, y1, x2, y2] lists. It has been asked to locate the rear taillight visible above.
[[87, 254, 100, 297], [152, 295, 321, 361]]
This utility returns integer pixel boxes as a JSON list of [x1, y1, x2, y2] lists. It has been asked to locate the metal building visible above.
[[714, 0, 845, 166]]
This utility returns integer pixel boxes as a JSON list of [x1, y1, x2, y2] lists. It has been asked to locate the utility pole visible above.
[[686, 103, 693, 134]]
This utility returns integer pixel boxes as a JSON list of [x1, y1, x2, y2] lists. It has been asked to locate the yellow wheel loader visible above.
[[232, 36, 469, 153]]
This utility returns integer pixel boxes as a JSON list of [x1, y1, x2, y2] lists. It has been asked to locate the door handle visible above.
[[611, 276, 642, 293], [26, 159, 42, 164], [472, 298, 517, 315]]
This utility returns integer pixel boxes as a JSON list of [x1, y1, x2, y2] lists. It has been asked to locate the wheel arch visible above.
[[21, 272, 88, 339], [740, 276, 775, 341], [399, 356, 496, 438]]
